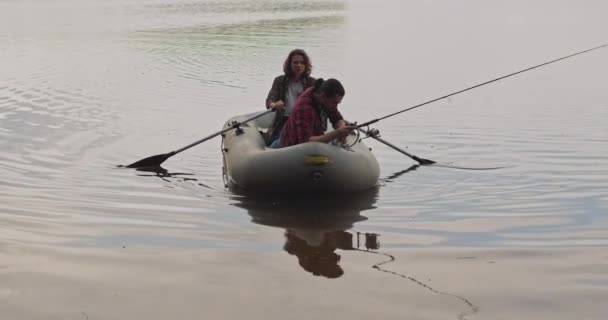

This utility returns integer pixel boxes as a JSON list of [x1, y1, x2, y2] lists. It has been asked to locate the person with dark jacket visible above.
[[264, 49, 315, 145]]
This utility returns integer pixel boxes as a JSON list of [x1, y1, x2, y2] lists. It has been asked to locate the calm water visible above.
[[1, 0, 607, 319]]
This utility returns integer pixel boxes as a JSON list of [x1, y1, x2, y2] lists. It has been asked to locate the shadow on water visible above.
[[380, 164, 420, 183], [124, 164, 479, 318], [118, 165, 222, 190], [231, 183, 479, 319], [231, 188, 378, 279], [128, 165, 198, 182]]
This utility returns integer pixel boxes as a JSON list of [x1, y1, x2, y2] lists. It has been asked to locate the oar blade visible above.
[[126, 153, 172, 168], [413, 156, 436, 165]]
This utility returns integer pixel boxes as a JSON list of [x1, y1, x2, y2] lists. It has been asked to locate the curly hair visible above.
[[283, 48, 312, 78]]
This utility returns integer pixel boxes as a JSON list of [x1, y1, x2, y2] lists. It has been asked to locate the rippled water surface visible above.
[[2, 0, 607, 319]]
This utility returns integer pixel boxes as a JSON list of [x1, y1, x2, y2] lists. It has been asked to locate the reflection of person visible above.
[[270, 78, 355, 148], [283, 229, 355, 279], [234, 191, 380, 278], [264, 49, 315, 145]]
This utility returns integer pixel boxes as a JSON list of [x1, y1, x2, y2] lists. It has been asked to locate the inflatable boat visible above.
[[221, 110, 380, 193]]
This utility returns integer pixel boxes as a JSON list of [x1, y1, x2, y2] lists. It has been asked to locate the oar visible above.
[[126, 109, 275, 168], [357, 128, 507, 169], [358, 127, 436, 165]]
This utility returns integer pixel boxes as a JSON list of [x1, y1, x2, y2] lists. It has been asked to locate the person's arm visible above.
[[322, 108, 350, 143], [325, 106, 344, 129], [266, 76, 285, 110], [309, 125, 355, 143], [334, 119, 346, 129]]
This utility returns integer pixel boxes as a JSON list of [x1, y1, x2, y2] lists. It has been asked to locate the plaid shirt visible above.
[[279, 87, 344, 147]]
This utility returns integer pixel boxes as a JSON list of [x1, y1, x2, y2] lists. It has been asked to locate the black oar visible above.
[[358, 129, 508, 169], [358, 128, 435, 165], [127, 109, 275, 168]]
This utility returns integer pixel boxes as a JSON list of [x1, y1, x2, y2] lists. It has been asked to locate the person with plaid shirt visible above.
[[271, 78, 354, 148]]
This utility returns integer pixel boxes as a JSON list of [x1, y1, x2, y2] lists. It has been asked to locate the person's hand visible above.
[[335, 125, 355, 143], [270, 100, 285, 111]]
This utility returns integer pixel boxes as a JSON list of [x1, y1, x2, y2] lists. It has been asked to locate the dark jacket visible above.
[[264, 75, 315, 144]]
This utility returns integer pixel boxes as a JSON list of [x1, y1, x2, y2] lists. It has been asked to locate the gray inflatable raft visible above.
[[221, 110, 380, 193]]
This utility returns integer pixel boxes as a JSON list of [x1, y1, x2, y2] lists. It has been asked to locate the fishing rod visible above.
[[355, 43, 607, 128]]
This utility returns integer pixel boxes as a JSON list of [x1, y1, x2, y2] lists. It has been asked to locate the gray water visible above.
[[1, 1, 607, 319]]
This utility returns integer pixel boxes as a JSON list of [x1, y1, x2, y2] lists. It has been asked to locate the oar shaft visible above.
[[360, 129, 414, 157], [173, 125, 237, 154], [173, 109, 275, 154], [127, 109, 276, 168], [358, 128, 435, 165]]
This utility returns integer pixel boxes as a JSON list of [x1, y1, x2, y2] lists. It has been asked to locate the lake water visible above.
[[1, 0, 607, 319]]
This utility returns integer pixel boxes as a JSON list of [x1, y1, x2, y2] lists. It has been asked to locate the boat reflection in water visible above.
[[284, 229, 380, 278], [231, 187, 380, 278]]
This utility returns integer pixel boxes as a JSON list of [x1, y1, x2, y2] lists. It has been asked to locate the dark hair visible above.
[[283, 231, 344, 279], [313, 78, 345, 98], [283, 48, 312, 78]]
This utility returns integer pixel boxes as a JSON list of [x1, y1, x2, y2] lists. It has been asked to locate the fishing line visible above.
[[356, 43, 607, 128]]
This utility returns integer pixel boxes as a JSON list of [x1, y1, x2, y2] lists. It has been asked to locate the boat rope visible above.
[[355, 247, 479, 320]]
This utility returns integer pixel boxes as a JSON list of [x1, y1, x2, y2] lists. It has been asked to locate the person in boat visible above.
[[283, 229, 346, 278], [270, 78, 355, 148], [264, 48, 316, 145]]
